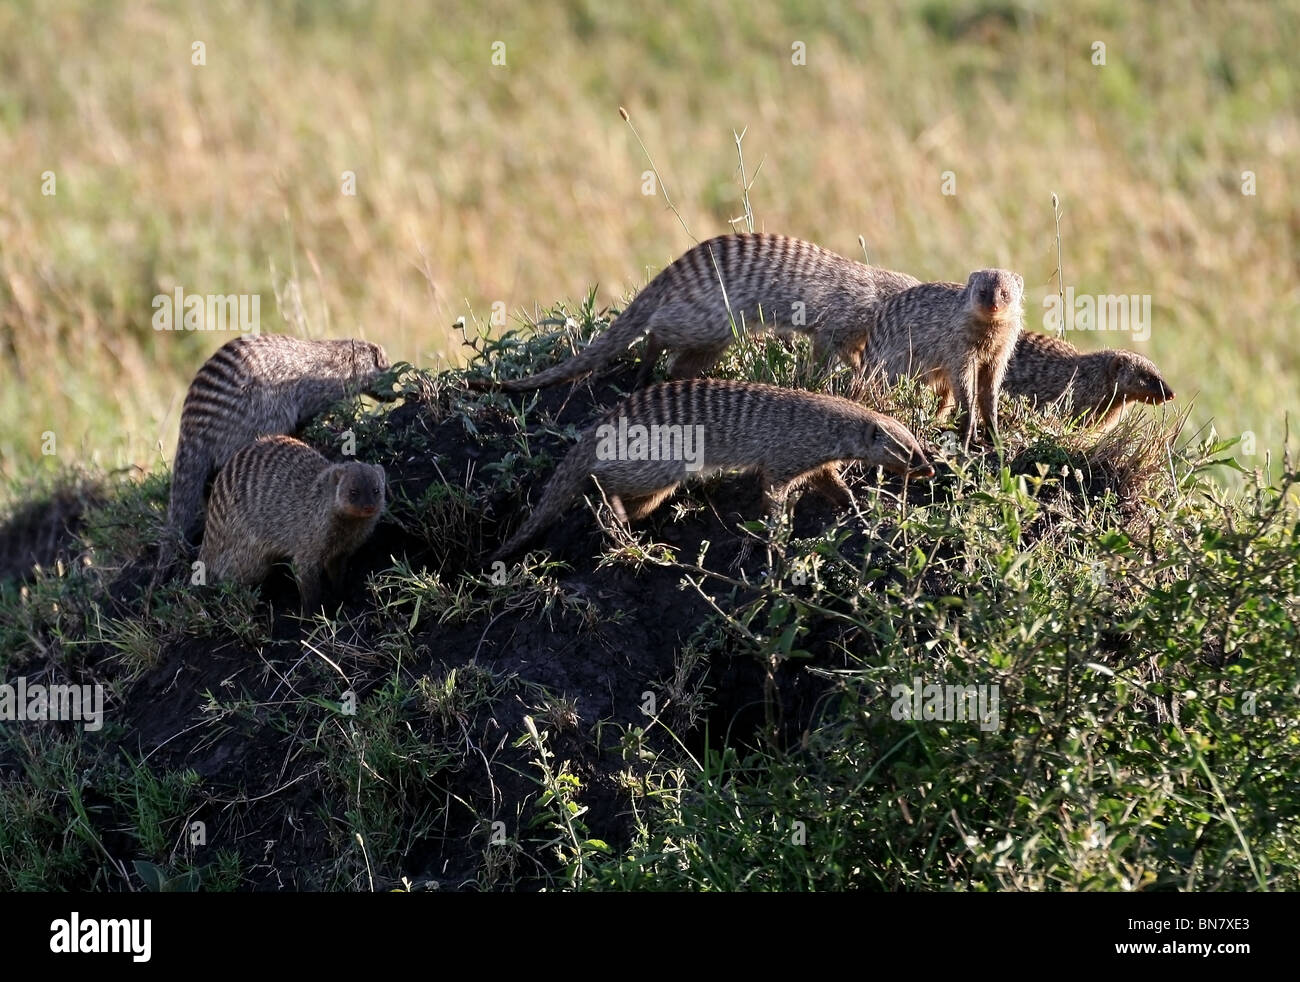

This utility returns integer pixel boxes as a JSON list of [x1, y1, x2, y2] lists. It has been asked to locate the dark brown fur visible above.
[[493, 379, 934, 559], [199, 436, 385, 612]]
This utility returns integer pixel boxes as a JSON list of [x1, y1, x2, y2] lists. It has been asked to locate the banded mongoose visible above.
[[199, 436, 385, 612], [865, 269, 1024, 448], [1003, 331, 1174, 429], [165, 334, 391, 557], [483, 234, 920, 390], [493, 379, 935, 559]]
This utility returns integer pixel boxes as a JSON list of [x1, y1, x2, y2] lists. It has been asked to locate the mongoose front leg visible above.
[[728, 477, 789, 572], [324, 553, 349, 595], [977, 362, 1001, 444], [833, 334, 867, 373], [634, 333, 666, 388], [296, 566, 324, 615], [954, 372, 979, 449], [761, 479, 794, 522]]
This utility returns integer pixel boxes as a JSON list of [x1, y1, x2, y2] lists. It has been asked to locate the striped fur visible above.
[[165, 334, 389, 559], [199, 435, 385, 612], [493, 379, 934, 558], [866, 269, 1024, 447], [1004, 332, 1174, 430], [494, 234, 919, 390]]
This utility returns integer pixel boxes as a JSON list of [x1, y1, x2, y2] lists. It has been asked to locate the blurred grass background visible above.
[[1, 0, 1297, 496]]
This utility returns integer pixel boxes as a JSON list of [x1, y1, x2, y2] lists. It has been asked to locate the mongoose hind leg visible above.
[[168, 448, 216, 550], [617, 485, 680, 522], [758, 470, 803, 522], [740, 474, 799, 575], [201, 540, 273, 588], [608, 494, 629, 524], [803, 465, 853, 509], [634, 333, 666, 388], [934, 380, 957, 419], [667, 342, 729, 380], [832, 337, 866, 373]]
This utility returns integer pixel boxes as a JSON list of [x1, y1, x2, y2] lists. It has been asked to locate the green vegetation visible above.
[[0, 0, 1296, 893], [1, 301, 1296, 890]]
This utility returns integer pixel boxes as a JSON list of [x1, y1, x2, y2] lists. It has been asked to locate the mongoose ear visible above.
[[1014, 272, 1024, 291]]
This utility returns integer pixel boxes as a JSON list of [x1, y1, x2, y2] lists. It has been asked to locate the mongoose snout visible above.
[[340, 503, 382, 519], [336, 466, 385, 519], [898, 453, 936, 479], [970, 268, 1024, 323], [1113, 352, 1175, 404], [872, 420, 936, 479]]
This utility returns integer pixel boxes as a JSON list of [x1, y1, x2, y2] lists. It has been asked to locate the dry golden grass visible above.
[[1, 0, 1297, 498]]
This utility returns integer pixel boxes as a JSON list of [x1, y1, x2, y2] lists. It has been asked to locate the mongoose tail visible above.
[[163, 438, 213, 558], [1003, 332, 1174, 430], [491, 443, 596, 561], [156, 438, 210, 585], [495, 304, 655, 391], [491, 380, 934, 560]]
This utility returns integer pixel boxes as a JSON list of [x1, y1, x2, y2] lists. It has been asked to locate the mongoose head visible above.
[[1110, 351, 1175, 405], [965, 269, 1024, 325], [352, 340, 390, 374], [863, 415, 935, 479], [332, 462, 386, 520]]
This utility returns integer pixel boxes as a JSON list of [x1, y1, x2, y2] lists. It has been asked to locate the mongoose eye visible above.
[[372, 484, 381, 495], [349, 489, 359, 499]]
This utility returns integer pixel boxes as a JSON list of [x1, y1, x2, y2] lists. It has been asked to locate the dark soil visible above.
[[0, 363, 949, 890], [0, 477, 103, 582]]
